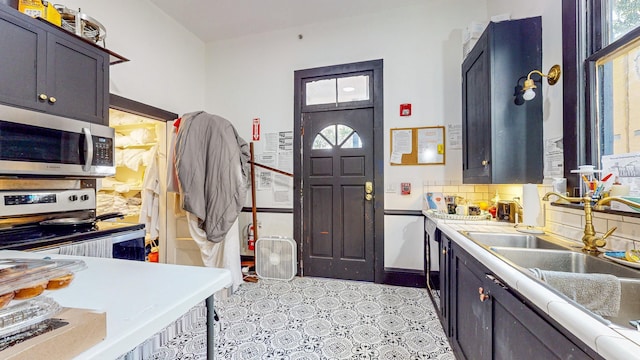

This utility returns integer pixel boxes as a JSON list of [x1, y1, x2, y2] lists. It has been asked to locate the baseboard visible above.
[[383, 268, 426, 288], [429, 271, 440, 290]]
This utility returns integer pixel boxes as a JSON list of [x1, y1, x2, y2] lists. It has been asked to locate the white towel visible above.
[[59, 238, 113, 258], [529, 268, 620, 317], [187, 212, 242, 292]]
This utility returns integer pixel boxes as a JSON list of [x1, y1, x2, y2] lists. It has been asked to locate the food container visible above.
[[18, 0, 61, 26], [0, 258, 86, 309], [468, 205, 481, 216], [0, 297, 62, 339]]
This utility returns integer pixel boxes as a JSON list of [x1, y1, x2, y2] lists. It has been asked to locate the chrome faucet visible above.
[[542, 192, 617, 254]]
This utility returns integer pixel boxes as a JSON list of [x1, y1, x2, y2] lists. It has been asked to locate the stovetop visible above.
[[0, 221, 144, 251]]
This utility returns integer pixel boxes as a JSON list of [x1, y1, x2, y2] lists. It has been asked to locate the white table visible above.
[[0, 250, 232, 359]]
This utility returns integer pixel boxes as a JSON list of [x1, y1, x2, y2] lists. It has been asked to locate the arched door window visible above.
[[312, 124, 362, 149]]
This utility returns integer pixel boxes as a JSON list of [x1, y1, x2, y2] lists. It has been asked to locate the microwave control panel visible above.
[[92, 136, 114, 166]]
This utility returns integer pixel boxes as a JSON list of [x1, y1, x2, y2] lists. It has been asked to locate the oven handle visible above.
[[82, 127, 93, 172], [111, 229, 146, 244]]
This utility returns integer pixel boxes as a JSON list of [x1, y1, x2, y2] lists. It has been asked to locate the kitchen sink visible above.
[[462, 231, 572, 250], [609, 279, 640, 328], [490, 247, 640, 279]]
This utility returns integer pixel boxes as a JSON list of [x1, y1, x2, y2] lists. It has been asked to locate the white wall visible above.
[[61, 0, 206, 114], [203, 0, 488, 269]]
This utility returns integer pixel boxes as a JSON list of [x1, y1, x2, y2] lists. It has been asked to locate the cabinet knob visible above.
[[442, 248, 447, 255], [481, 160, 489, 166], [48, 97, 57, 104], [39, 94, 48, 101]]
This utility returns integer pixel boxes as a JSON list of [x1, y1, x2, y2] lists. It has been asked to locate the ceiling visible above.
[[149, 0, 425, 42]]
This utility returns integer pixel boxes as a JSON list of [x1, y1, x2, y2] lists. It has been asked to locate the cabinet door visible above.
[[462, 33, 491, 184], [450, 242, 491, 360], [438, 235, 450, 336], [487, 275, 594, 360], [0, 8, 47, 111], [46, 33, 108, 124]]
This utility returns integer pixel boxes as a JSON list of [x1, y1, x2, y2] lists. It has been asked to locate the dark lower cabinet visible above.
[[438, 233, 451, 337], [0, 5, 108, 125], [436, 235, 601, 359], [450, 244, 490, 360]]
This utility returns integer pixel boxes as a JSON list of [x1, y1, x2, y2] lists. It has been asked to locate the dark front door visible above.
[[303, 108, 374, 281], [294, 60, 384, 283]]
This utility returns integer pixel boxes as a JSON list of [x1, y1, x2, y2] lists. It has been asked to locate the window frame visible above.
[[562, 0, 640, 192]]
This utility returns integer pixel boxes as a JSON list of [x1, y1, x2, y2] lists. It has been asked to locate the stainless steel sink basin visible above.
[[610, 279, 640, 328], [462, 231, 572, 250], [491, 248, 640, 328], [491, 248, 640, 279]]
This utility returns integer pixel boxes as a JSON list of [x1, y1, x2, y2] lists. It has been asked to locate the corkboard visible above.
[[389, 126, 445, 165]]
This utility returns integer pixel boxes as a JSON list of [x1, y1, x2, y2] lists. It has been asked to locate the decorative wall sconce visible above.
[[521, 64, 562, 101]]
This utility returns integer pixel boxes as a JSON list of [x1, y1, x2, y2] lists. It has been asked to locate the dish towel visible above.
[[529, 268, 621, 317], [59, 238, 113, 258]]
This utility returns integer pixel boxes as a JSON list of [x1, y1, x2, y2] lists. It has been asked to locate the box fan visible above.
[[255, 236, 297, 281]]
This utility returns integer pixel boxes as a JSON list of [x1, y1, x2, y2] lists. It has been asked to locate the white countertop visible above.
[[0, 250, 232, 359], [424, 211, 640, 360]]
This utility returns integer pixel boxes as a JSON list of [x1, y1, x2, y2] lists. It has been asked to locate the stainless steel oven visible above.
[[0, 104, 115, 177], [0, 181, 145, 261]]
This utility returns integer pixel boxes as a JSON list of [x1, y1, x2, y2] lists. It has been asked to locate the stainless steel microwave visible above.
[[0, 104, 115, 177]]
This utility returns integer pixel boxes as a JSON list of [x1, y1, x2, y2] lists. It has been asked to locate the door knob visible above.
[[365, 181, 373, 194], [364, 181, 373, 201]]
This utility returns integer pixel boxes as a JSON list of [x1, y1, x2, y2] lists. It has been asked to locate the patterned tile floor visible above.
[[145, 277, 454, 360]]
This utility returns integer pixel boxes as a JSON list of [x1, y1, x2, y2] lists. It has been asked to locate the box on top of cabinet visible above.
[[18, 0, 60, 26]]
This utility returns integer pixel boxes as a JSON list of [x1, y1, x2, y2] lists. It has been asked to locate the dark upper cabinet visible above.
[[0, 5, 108, 125], [462, 17, 543, 184]]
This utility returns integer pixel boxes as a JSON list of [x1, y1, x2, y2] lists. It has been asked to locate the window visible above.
[[603, 0, 640, 44], [311, 125, 362, 150], [563, 0, 640, 187], [304, 74, 371, 106]]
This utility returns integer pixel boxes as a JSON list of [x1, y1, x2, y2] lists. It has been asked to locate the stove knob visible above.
[[69, 195, 78, 202], [80, 195, 90, 201]]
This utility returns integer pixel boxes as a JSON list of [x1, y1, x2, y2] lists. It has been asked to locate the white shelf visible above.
[[116, 143, 156, 149], [112, 123, 157, 131]]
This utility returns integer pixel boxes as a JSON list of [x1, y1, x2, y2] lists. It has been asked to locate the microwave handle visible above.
[[82, 127, 93, 172]]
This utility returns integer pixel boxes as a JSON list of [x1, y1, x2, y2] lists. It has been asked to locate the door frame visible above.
[[293, 59, 384, 283]]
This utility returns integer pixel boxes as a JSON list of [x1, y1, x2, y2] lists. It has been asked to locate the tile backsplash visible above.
[[423, 182, 640, 251]]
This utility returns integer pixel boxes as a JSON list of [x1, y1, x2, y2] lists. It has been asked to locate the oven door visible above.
[[111, 229, 146, 261], [32, 228, 146, 261], [0, 104, 115, 177]]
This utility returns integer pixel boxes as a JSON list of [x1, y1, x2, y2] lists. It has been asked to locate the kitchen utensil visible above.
[[39, 212, 124, 227]]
